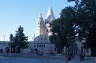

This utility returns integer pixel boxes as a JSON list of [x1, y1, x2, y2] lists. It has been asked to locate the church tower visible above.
[[34, 6, 55, 42], [46, 6, 55, 23], [45, 6, 55, 36], [36, 13, 46, 37], [33, 6, 55, 53]]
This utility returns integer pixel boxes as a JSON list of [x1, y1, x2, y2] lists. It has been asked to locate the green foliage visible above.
[[79, 0, 96, 56], [86, 24, 96, 56], [10, 26, 28, 53], [50, 7, 76, 53], [10, 34, 14, 42], [50, 0, 96, 55]]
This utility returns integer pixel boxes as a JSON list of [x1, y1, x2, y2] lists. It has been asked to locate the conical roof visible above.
[[46, 6, 55, 22]]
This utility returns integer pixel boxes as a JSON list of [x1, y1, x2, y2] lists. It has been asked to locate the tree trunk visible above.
[[91, 48, 96, 56]]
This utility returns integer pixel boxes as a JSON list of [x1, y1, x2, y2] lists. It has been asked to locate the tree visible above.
[[10, 34, 14, 42], [50, 7, 76, 53], [11, 26, 28, 53], [78, 0, 96, 56], [70, 0, 96, 56], [86, 24, 96, 56], [50, 0, 96, 56]]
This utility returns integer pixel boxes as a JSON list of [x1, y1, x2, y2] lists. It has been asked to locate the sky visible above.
[[0, 0, 75, 41]]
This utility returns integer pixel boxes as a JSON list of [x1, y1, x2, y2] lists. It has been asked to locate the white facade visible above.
[[35, 13, 46, 37], [0, 6, 55, 54], [28, 41, 55, 54], [33, 6, 55, 54], [0, 41, 9, 53]]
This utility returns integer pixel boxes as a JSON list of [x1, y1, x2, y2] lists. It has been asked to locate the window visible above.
[[34, 45, 36, 47]]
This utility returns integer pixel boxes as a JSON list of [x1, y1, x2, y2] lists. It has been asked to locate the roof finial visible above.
[[39, 13, 42, 18]]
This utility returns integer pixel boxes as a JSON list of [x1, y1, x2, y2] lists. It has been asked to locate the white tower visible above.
[[46, 6, 55, 23], [36, 13, 46, 37], [33, 6, 55, 53], [46, 6, 55, 36]]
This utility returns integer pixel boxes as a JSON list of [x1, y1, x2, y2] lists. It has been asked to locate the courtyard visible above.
[[0, 56, 96, 63]]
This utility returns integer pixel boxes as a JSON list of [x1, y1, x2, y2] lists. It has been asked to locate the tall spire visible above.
[[46, 6, 55, 23]]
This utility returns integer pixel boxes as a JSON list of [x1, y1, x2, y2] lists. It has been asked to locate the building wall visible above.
[[0, 41, 55, 54], [0, 41, 9, 53], [28, 41, 55, 54]]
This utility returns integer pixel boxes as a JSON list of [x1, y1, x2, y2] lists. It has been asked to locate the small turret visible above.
[[36, 13, 46, 37], [37, 13, 44, 24]]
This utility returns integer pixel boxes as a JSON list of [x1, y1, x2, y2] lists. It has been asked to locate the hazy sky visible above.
[[0, 0, 75, 41]]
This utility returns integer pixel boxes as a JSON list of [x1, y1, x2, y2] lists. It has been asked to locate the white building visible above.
[[0, 41, 9, 54], [0, 6, 55, 54], [31, 6, 55, 54]]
